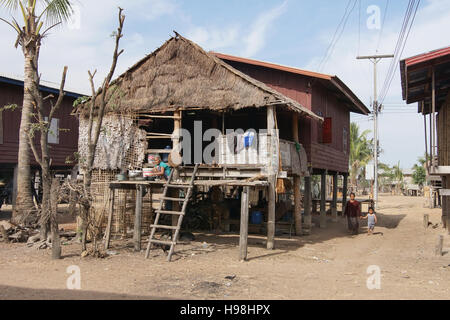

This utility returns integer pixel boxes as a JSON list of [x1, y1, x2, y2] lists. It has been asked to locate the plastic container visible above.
[[251, 211, 263, 225], [143, 168, 154, 178]]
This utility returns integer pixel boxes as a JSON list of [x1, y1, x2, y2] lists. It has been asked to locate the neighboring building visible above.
[[0, 74, 83, 204], [403, 169, 421, 196], [400, 46, 450, 229], [213, 53, 370, 176]]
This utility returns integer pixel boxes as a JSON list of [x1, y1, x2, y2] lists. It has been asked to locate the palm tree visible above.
[[392, 161, 404, 195], [349, 122, 373, 190], [0, 0, 74, 224]]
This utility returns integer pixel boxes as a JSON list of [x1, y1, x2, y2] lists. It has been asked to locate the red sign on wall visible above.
[[322, 117, 332, 144]]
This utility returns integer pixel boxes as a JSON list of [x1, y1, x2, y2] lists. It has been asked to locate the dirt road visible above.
[[0, 195, 449, 300]]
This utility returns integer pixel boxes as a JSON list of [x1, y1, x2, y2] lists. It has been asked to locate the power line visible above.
[[379, 0, 420, 104], [376, 0, 390, 52], [318, 0, 358, 72]]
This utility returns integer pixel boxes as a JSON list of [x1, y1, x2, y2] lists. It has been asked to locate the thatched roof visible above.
[[86, 34, 322, 121]]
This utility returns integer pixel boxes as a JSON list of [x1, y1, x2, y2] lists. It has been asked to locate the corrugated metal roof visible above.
[[213, 52, 370, 115], [0, 73, 85, 98]]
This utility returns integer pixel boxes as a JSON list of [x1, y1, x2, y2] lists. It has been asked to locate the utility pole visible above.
[[357, 54, 394, 209]]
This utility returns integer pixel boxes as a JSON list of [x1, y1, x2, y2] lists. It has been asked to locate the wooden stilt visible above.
[[303, 175, 312, 234], [342, 173, 348, 212], [267, 105, 276, 250], [332, 172, 338, 222], [320, 170, 327, 229], [133, 185, 143, 252], [239, 186, 249, 261], [104, 188, 115, 250], [172, 110, 182, 234], [292, 113, 302, 236]]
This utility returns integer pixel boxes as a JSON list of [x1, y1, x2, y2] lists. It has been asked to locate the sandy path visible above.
[[0, 195, 449, 300]]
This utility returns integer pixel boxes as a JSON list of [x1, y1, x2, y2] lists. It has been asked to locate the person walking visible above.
[[344, 193, 361, 235]]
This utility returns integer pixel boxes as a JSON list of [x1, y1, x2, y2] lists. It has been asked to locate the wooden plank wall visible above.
[[0, 82, 79, 166], [438, 93, 450, 166]]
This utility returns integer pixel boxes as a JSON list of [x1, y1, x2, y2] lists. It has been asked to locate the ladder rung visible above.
[[156, 210, 184, 215], [162, 196, 186, 202], [150, 239, 174, 246], [166, 184, 190, 188], [151, 224, 178, 230]]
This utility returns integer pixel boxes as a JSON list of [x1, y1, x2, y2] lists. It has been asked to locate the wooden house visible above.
[[78, 34, 366, 261], [400, 46, 450, 231], [0, 74, 82, 204], [213, 53, 370, 226]]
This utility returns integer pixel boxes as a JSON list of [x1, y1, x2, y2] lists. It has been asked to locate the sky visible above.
[[1, 0, 449, 169]]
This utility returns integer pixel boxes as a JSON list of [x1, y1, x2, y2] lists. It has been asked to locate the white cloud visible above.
[[241, 1, 288, 57], [186, 25, 240, 51]]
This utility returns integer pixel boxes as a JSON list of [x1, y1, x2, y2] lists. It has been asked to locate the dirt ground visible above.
[[0, 194, 449, 300]]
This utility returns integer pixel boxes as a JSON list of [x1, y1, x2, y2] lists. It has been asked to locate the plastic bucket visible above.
[[251, 211, 263, 225], [143, 168, 153, 178]]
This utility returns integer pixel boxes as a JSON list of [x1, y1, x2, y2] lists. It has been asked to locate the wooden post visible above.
[[342, 173, 348, 212], [292, 113, 302, 236], [134, 185, 143, 252], [12, 164, 18, 209], [332, 172, 338, 222], [423, 214, 430, 229], [435, 235, 444, 256], [303, 175, 312, 234], [267, 105, 276, 250], [104, 188, 115, 250], [320, 170, 327, 229], [172, 110, 182, 230], [239, 187, 249, 261]]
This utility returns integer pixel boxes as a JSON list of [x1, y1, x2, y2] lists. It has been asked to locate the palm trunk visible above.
[[13, 52, 38, 224]]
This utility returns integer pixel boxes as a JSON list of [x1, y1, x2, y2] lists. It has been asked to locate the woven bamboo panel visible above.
[[90, 169, 157, 237]]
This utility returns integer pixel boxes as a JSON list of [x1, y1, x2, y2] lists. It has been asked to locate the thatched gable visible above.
[[88, 34, 322, 121]]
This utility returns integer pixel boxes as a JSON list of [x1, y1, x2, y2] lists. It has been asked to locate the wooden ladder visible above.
[[145, 164, 199, 262]]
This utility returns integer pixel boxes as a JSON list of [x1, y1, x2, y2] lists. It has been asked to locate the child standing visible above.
[[361, 207, 378, 235]]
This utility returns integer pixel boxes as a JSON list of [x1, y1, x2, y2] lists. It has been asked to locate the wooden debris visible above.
[[436, 235, 444, 256], [0, 225, 9, 243]]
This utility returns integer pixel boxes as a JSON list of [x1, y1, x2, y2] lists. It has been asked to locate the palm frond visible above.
[[40, 0, 74, 26], [0, 0, 20, 12]]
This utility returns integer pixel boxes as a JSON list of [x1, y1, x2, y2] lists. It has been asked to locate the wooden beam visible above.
[[133, 185, 143, 252], [138, 114, 182, 119], [239, 186, 249, 261], [342, 173, 348, 211], [320, 170, 327, 229], [172, 110, 182, 229], [332, 172, 338, 222], [303, 175, 312, 234], [292, 113, 302, 236], [267, 105, 276, 250]]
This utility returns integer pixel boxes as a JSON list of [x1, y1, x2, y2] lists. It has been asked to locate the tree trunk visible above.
[[50, 178, 61, 259], [13, 52, 37, 224]]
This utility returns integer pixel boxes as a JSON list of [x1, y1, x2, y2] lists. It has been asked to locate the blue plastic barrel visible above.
[[251, 211, 263, 225]]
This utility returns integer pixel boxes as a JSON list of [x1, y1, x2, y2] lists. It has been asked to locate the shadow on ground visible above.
[[0, 285, 172, 300]]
